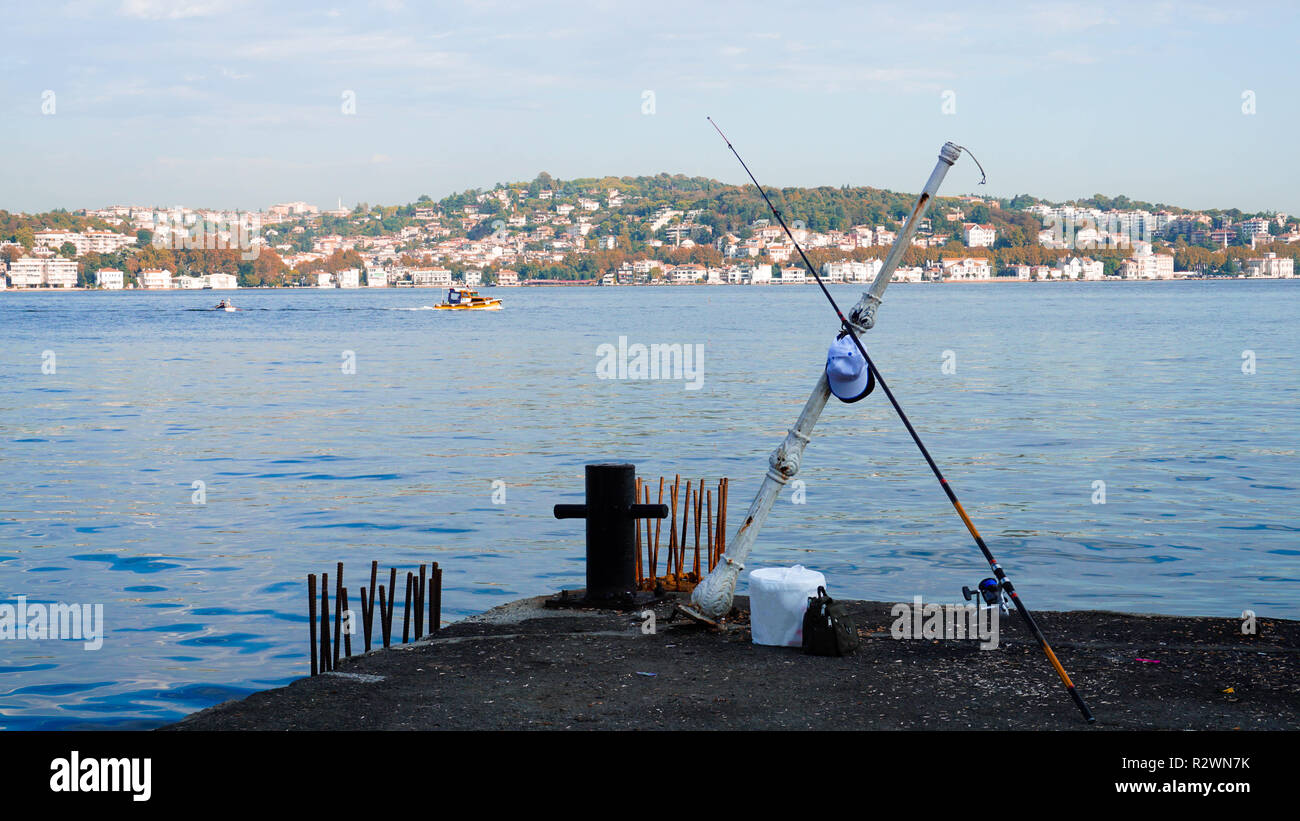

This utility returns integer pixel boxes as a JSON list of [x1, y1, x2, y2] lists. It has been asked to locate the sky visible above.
[[2, 0, 1297, 215]]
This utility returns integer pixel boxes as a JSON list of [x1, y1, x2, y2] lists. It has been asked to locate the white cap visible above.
[[825, 334, 874, 403]]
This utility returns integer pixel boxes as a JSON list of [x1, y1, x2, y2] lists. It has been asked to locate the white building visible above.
[[7, 257, 79, 288], [207, 273, 238, 289], [1118, 250, 1175, 279], [1056, 256, 1104, 280], [33, 229, 132, 256], [463, 270, 482, 286], [410, 268, 453, 287], [777, 266, 807, 284], [84, 230, 135, 254], [746, 263, 773, 284], [7, 258, 49, 287], [669, 264, 706, 284], [175, 275, 205, 289], [34, 230, 86, 255], [366, 269, 388, 288], [138, 268, 173, 289], [940, 257, 993, 280], [497, 270, 519, 286], [821, 259, 883, 283], [334, 268, 361, 288], [45, 258, 78, 287], [963, 223, 997, 248], [1244, 252, 1294, 278], [95, 267, 124, 289]]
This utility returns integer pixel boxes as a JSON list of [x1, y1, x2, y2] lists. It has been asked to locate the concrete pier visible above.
[[166, 595, 1299, 730]]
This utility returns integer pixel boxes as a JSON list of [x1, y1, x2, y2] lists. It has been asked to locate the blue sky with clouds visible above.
[[3, 1, 1297, 214]]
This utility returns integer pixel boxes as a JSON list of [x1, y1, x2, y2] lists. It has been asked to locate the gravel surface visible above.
[[165, 595, 1299, 731]]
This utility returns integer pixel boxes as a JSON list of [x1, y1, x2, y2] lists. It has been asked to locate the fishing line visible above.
[[708, 117, 1095, 723]]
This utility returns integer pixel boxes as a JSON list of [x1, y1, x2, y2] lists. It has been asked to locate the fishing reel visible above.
[[962, 577, 1010, 615]]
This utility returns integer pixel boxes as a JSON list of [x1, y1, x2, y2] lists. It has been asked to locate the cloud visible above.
[[119, 0, 242, 19]]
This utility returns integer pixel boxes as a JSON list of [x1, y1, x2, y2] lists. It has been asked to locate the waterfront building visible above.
[[138, 268, 173, 289], [410, 268, 453, 287], [1057, 256, 1104, 280], [1244, 252, 1294, 278], [1118, 249, 1175, 279], [940, 257, 993, 280]]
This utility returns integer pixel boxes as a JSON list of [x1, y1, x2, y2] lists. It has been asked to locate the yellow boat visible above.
[[434, 288, 503, 311]]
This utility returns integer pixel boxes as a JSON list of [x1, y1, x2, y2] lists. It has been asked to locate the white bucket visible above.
[[747, 565, 826, 647]]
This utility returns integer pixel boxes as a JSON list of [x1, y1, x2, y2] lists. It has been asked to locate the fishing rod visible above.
[[708, 117, 1095, 724]]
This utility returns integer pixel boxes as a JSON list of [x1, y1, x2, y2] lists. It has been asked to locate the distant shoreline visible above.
[[1, 277, 1295, 294]]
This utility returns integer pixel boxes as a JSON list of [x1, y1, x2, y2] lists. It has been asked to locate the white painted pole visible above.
[[689, 142, 965, 619]]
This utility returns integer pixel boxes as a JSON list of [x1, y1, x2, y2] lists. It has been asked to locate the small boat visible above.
[[215, 299, 236, 312], [434, 288, 502, 311]]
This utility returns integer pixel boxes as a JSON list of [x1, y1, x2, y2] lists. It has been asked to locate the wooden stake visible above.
[[634, 478, 643, 586], [333, 562, 343, 669], [694, 480, 703, 579], [668, 475, 680, 579], [402, 572, 413, 644], [308, 574, 318, 677], [379, 585, 390, 648], [341, 587, 352, 658], [385, 567, 397, 641], [717, 478, 728, 560], [678, 483, 691, 585], [415, 564, 426, 641], [431, 563, 442, 633], [652, 478, 664, 582], [320, 572, 331, 673], [359, 587, 371, 653], [706, 490, 714, 571], [643, 485, 654, 581], [366, 560, 378, 649]]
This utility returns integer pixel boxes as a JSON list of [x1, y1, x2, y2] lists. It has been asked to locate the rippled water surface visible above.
[[1, 281, 1297, 728]]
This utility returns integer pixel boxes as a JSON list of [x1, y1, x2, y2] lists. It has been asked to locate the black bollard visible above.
[[553, 463, 667, 607]]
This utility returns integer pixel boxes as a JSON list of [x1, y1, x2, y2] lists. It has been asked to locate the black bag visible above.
[[802, 586, 859, 656]]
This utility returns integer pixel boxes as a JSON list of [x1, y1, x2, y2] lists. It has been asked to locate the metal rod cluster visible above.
[[307, 560, 443, 676], [635, 475, 728, 593]]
